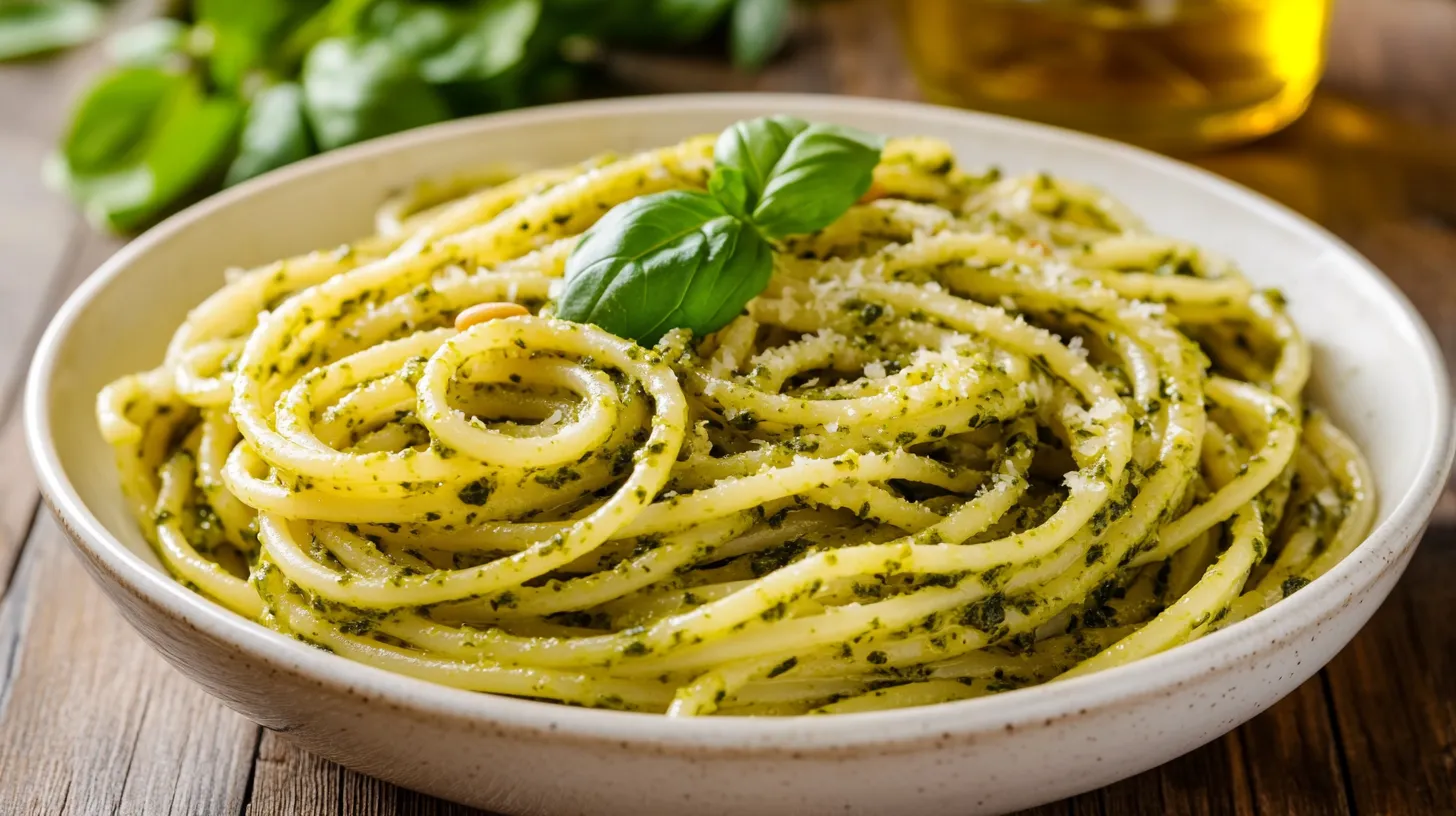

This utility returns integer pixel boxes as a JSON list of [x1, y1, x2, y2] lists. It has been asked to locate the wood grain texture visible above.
[[0, 1, 163, 594], [0, 228, 119, 593], [0, 520, 258, 816], [0, 46, 117, 592], [0, 0, 1453, 813], [1323, 527, 1456, 815]]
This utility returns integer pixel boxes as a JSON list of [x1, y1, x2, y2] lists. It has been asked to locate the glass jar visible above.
[[895, 0, 1334, 153]]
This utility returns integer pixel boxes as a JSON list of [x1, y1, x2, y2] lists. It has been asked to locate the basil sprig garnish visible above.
[[555, 116, 885, 346], [713, 115, 884, 236], [555, 191, 775, 347]]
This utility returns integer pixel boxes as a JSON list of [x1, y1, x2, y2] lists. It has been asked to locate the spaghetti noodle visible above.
[[96, 129, 1375, 716]]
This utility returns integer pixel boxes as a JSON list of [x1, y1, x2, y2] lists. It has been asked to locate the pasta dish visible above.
[[97, 119, 1374, 716]]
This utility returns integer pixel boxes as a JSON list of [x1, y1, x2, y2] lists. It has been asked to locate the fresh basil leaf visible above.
[[51, 78, 242, 231], [743, 121, 885, 238], [363, 1, 458, 64], [557, 190, 773, 345], [708, 166, 749, 220], [730, 0, 790, 71], [106, 18, 189, 66], [194, 0, 297, 92], [277, 0, 372, 68], [301, 37, 450, 150], [225, 82, 314, 186], [60, 67, 183, 175], [712, 115, 807, 212], [91, 92, 241, 231], [0, 0, 103, 61], [686, 223, 773, 334], [420, 0, 541, 84]]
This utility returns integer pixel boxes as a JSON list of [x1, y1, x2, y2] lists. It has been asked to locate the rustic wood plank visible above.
[[1322, 527, 1456, 815], [0, 9, 264, 816], [245, 730, 491, 816], [0, 518, 259, 816], [1234, 680, 1353, 816], [0, 0, 161, 398], [0, 50, 94, 382], [1324, 0, 1456, 126], [0, 3, 154, 596], [1154, 733, 1257, 816], [1017, 801, 1071, 816], [340, 768, 489, 816], [3, 0, 1454, 814], [1087, 767, 1165, 816], [244, 731, 344, 816], [0, 414, 42, 598], [1027, 691, 1347, 816], [0, 228, 121, 594]]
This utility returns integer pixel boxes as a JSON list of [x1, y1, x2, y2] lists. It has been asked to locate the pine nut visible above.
[[454, 302, 530, 331]]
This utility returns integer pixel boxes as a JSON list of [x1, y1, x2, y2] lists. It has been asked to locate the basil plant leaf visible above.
[[362, 1, 458, 64], [712, 115, 807, 211], [730, 0, 791, 72], [91, 90, 241, 231], [420, 0, 541, 84], [707, 166, 749, 220], [712, 116, 884, 239], [50, 75, 242, 232], [194, 0, 297, 92], [0, 0, 103, 62], [59, 66, 183, 176], [106, 18, 189, 67], [557, 190, 773, 346], [225, 82, 315, 186], [302, 37, 450, 150]]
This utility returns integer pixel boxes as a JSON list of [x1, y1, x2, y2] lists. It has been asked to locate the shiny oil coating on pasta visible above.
[[96, 132, 1375, 716]]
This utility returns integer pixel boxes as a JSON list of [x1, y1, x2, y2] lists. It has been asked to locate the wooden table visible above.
[[1, 1, 1453, 813]]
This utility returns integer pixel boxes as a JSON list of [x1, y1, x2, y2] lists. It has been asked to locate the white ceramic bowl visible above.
[[26, 94, 1454, 816]]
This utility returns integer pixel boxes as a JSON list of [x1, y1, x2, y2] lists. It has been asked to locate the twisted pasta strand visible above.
[[96, 133, 1375, 715]]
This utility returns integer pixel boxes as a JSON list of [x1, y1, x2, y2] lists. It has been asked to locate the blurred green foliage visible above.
[[6, 0, 790, 231]]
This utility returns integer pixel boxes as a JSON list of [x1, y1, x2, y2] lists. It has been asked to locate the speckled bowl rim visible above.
[[25, 93, 1455, 755]]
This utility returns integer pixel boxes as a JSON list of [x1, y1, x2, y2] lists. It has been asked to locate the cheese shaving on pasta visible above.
[[96, 132, 1375, 716]]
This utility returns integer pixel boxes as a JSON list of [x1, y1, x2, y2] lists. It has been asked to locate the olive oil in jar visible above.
[[896, 0, 1332, 152]]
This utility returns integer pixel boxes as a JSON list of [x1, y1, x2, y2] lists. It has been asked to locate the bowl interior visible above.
[[33, 95, 1449, 706]]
